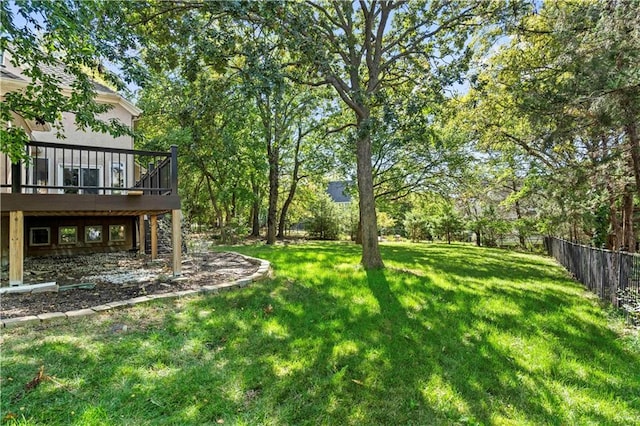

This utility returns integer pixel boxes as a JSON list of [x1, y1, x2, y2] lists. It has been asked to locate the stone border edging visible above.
[[1, 254, 271, 329]]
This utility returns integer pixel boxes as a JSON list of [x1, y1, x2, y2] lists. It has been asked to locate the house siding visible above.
[[31, 107, 135, 151]]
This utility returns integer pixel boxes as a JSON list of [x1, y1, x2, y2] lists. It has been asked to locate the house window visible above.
[[60, 165, 101, 194], [85, 226, 103, 243], [59, 226, 78, 244], [109, 225, 126, 242], [110, 162, 125, 194], [29, 227, 51, 246], [30, 157, 49, 193]]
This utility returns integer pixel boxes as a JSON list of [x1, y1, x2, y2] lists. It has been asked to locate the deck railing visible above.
[[1, 141, 178, 195]]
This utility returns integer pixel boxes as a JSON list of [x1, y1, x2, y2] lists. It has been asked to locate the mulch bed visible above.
[[1, 251, 259, 320]]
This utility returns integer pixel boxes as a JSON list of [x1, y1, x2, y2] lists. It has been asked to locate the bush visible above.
[[306, 193, 341, 240], [220, 219, 249, 244], [403, 211, 431, 242]]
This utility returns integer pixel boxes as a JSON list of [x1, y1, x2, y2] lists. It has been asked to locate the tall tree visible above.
[[234, 24, 325, 244], [268, 1, 519, 268], [462, 0, 640, 249], [136, 69, 262, 236]]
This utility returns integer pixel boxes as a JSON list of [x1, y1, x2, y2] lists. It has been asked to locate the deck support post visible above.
[[150, 215, 158, 260], [9, 211, 24, 286], [138, 214, 146, 255], [172, 209, 182, 277]]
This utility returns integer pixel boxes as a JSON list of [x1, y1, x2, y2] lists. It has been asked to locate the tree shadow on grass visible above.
[[381, 244, 639, 419], [2, 242, 639, 424], [365, 268, 553, 424]]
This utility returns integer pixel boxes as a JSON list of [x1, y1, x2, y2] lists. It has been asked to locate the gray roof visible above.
[[37, 61, 117, 94], [2, 59, 117, 94], [327, 181, 352, 203]]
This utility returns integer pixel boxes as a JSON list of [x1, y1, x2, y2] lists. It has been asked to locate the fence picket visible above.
[[545, 237, 639, 324]]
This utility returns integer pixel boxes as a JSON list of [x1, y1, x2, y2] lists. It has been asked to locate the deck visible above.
[[1, 141, 182, 285], [1, 141, 180, 215]]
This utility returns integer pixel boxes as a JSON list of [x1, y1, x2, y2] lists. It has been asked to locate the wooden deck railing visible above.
[[1, 141, 178, 195]]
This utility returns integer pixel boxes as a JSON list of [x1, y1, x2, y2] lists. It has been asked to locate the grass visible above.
[[1, 241, 639, 425]]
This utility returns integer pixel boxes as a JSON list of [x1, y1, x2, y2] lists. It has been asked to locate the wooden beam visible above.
[[150, 215, 158, 260], [1, 194, 180, 213], [138, 214, 146, 255], [9, 211, 24, 286], [172, 209, 182, 276]]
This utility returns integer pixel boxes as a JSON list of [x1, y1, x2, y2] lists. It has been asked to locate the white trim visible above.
[[59, 226, 78, 245], [85, 226, 103, 243], [29, 227, 51, 246], [0, 75, 142, 116]]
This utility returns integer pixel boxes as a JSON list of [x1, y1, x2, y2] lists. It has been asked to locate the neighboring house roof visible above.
[[327, 181, 352, 203]]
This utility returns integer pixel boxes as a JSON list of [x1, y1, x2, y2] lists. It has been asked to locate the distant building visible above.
[[327, 181, 352, 205]]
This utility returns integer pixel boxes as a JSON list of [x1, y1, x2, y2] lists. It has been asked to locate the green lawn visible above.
[[1, 242, 639, 425]]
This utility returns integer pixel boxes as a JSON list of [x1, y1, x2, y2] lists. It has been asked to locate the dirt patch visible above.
[[0, 251, 260, 319]]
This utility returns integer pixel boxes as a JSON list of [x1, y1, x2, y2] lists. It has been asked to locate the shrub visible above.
[[306, 193, 341, 240]]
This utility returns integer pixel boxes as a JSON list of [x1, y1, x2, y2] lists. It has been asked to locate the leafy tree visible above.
[[376, 211, 395, 237], [268, 1, 521, 268], [136, 69, 263, 238], [1, 0, 146, 161], [403, 210, 431, 242], [131, 5, 333, 244], [305, 191, 340, 241], [432, 203, 464, 245], [277, 114, 333, 239], [480, 205, 509, 247], [461, 0, 640, 250]]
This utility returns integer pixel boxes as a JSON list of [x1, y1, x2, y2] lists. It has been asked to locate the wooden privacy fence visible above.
[[545, 237, 640, 322]]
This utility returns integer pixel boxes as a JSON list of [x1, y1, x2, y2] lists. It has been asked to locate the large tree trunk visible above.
[[355, 219, 363, 244], [277, 129, 303, 239], [250, 176, 261, 237], [355, 117, 384, 269], [251, 204, 260, 237], [266, 146, 278, 245], [622, 186, 635, 253]]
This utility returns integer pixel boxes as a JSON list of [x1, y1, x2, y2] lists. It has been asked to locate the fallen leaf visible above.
[[3, 413, 17, 421], [25, 365, 49, 392]]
